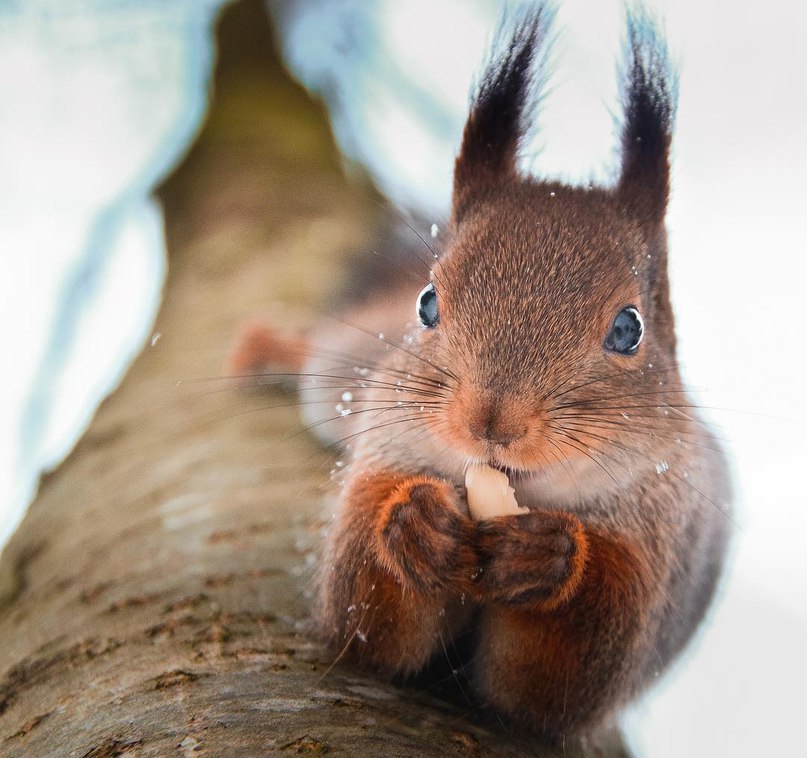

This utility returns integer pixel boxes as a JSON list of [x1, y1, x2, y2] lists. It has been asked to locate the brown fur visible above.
[[230, 4, 732, 741], [318, 471, 476, 678]]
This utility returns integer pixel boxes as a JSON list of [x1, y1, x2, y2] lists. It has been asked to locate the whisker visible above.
[[551, 423, 739, 529], [182, 339, 456, 393], [324, 312, 460, 383], [549, 361, 688, 401], [552, 399, 765, 420], [286, 342, 456, 391], [188, 376, 450, 406], [549, 408, 731, 439], [543, 436, 583, 499], [551, 388, 694, 412], [367, 248, 431, 284], [317, 602, 372, 684], [436, 626, 476, 710], [549, 429, 622, 490], [303, 412, 436, 449], [554, 417, 729, 455]]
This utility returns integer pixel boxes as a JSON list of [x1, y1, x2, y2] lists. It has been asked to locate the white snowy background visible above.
[[1, 0, 805, 756]]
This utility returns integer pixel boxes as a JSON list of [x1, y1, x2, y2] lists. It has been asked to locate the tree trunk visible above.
[[0, 2, 628, 755]]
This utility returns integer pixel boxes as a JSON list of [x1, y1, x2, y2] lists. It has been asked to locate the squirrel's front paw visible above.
[[376, 477, 475, 593], [475, 510, 588, 610]]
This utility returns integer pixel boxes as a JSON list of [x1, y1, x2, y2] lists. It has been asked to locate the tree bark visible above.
[[0, 2, 628, 755]]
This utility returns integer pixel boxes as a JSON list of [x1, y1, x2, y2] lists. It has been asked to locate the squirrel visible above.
[[228, 3, 732, 741]]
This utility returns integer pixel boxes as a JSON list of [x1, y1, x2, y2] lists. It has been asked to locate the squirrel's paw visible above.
[[376, 477, 475, 593], [474, 510, 588, 610]]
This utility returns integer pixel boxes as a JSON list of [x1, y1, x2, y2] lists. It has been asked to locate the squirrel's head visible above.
[[416, 6, 682, 475]]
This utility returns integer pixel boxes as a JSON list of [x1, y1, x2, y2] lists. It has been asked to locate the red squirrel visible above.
[[229, 4, 732, 741]]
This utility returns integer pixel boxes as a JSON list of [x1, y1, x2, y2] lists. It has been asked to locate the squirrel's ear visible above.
[[452, 7, 549, 225], [616, 12, 678, 225]]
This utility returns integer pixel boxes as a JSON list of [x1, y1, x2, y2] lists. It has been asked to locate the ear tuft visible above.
[[452, 5, 551, 224], [617, 8, 678, 224]]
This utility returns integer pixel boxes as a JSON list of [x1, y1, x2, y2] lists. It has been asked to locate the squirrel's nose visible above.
[[467, 398, 526, 447]]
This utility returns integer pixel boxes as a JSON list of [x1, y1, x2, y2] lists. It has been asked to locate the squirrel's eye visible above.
[[417, 283, 439, 327], [604, 307, 643, 354]]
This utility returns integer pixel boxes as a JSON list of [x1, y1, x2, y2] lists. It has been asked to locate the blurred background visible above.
[[1, 0, 805, 755]]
